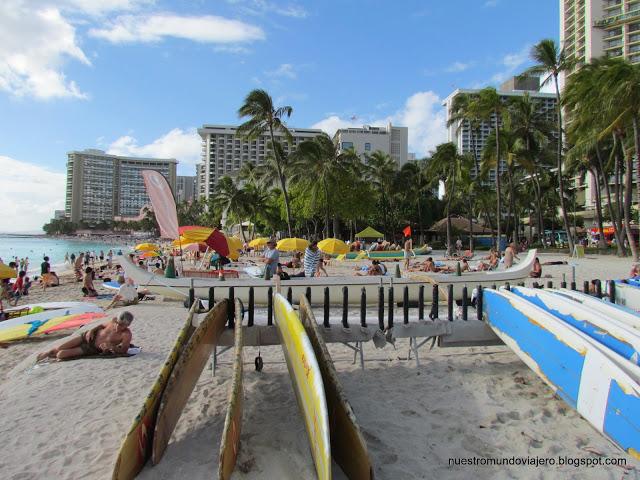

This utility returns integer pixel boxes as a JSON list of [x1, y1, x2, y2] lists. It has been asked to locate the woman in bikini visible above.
[[37, 311, 133, 361]]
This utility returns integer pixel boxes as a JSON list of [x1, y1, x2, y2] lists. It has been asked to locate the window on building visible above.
[[364, 143, 371, 151], [342, 141, 354, 149]]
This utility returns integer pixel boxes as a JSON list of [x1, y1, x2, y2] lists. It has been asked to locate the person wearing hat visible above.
[[263, 239, 280, 278]]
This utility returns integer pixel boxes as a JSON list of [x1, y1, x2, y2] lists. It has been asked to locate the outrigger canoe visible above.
[[119, 250, 537, 305]]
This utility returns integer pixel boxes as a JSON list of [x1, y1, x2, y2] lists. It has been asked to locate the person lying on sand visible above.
[[37, 311, 133, 362]]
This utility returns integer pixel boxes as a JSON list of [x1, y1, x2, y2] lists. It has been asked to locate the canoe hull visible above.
[[614, 281, 640, 312], [483, 289, 640, 459]]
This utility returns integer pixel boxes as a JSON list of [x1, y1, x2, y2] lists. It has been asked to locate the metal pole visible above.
[[378, 286, 384, 330], [360, 287, 367, 327], [595, 279, 602, 298], [570, 281, 576, 290], [305, 286, 311, 303], [418, 285, 425, 321], [388, 286, 394, 329], [547, 281, 553, 289], [447, 284, 454, 321], [504, 282, 511, 291], [609, 280, 616, 303], [429, 284, 438, 320], [462, 285, 468, 321], [267, 286, 273, 326], [287, 286, 293, 305], [403, 286, 409, 325], [583, 280, 590, 294], [228, 287, 235, 328], [342, 286, 349, 328], [248, 287, 254, 327], [188, 287, 194, 309], [324, 287, 330, 328], [477, 285, 483, 321], [208, 287, 215, 312]]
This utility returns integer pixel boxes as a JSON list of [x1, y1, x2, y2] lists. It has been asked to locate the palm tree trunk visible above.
[[417, 199, 424, 245], [268, 125, 293, 237], [623, 145, 639, 261], [553, 74, 575, 253], [468, 205, 474, 251], [598, 139, 624, 253], [494, 114, 502, 251], [323, 179, 330, 238], [533, 174, 544, 246], [634, 116, 640, 227], [590, 166, 606, 250]]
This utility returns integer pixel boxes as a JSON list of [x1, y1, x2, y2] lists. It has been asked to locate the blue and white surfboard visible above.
[[511, 287, 640, 366], [552, 288, 640, 329], [614, 281, 640, 312], [483, 288, 640, 459]]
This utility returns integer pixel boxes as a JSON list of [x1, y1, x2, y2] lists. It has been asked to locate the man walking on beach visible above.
[[303, 240, 322, 277], [403, 236, 413, 270], [262, 239, 279, 279]]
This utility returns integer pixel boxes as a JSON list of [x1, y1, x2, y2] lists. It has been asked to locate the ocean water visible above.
[[0, 235, 132, 273]]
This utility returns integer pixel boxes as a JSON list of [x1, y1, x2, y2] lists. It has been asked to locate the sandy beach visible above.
[[1, 251, 639, 479]]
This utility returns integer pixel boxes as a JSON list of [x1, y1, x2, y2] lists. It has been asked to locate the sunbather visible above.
[[37, 311, 134, 361]]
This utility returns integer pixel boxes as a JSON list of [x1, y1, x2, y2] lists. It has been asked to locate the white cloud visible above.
[[445, 61, 473, 73], [228, 0, 308, 18], [0, 155, 65, 232], [490, 44, 532, 84], [57, 0, 154, 16], [89, 13, 265, 44], [0, 1, 91, 99], [312, 91, 447, 157], [107, 128, 201, 174], [266, 63, 297, 79]]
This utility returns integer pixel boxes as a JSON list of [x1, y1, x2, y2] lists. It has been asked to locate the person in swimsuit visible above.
[[36, 311, 134, 361]]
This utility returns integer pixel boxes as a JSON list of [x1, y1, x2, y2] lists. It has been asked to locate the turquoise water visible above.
[[0, 235, 132, 272]]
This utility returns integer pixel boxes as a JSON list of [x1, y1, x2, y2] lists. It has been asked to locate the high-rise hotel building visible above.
[[443, 77, 557, 181], [561, 0, 640, 75], [333, 123, 410, 167], [197, 124, 323, 199], [65, 149, 177, 223]]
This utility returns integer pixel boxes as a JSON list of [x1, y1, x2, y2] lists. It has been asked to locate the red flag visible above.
[[403, 225, 412, 237], [141, 170, 179, 239]]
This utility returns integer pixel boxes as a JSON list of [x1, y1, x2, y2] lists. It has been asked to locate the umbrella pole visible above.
[[198, 247, 210, 270]]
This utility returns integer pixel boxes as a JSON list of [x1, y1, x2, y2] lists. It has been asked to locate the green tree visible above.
[[365, 150, 398, 239], [527, 38, 576, 252], [237, 89, 295, 236]]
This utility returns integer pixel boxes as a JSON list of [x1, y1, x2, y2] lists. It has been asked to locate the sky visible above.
[[0, 0, 559, 232]]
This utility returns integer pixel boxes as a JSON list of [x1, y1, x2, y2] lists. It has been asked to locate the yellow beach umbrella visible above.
[[318, 238, 349, 255], [277, 238, 309, 252], [140, 251, 160, 259], [249, 237, 269, 248], [227, 236, 243, 261], [0, 263, 17, 279], [135, 242, 159, 252]]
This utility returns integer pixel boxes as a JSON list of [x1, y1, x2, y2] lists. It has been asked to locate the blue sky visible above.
[[0, 0, 558, 232]]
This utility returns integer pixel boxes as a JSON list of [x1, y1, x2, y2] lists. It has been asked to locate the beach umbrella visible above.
[[227, 236, 243, 261], [277, 238, 309, 252], [249, 237, 269, 248], [0, 263, 17, 279], [181, 226, 241, 257], [140, 251, 160, 259], [318, 238, 349, 255], [135, 242, 159, 252], [355, 226, 384, 239]]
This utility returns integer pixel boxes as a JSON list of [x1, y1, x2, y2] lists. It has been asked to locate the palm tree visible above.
[[475, 87, 505, 249], [428, 143, 464, 254], [527, 39, 575, 253], [293, 133, 357, 237], [447, 92, 482, 176], [214, 176, 248, 241], [365, 150, 398, 238], [237, 89, 295, 236]]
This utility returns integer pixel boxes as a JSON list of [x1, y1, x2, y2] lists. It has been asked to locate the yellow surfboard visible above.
[[299, 296, 374, 479], [112, 306, 197, 480], [218, 299, 244, 480], [273, 293, 331, 480]]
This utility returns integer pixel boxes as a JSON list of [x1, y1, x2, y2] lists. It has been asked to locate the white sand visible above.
[[1, 252, 639, 479]]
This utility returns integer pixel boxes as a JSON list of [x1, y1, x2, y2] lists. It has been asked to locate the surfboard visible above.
[[483, 288, 640, 458], [299, 296, 374, 479], [218, 299, 244, 480], [552, 288, 640, 328], [273, 293, 331, 480], [3, 301, 91, 313], [0, 304, 103, 331], [614, 281, 640, 312], [112, 306, 197, 480], [152, 300, 229, 464], [511, 287, 640, 366]]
